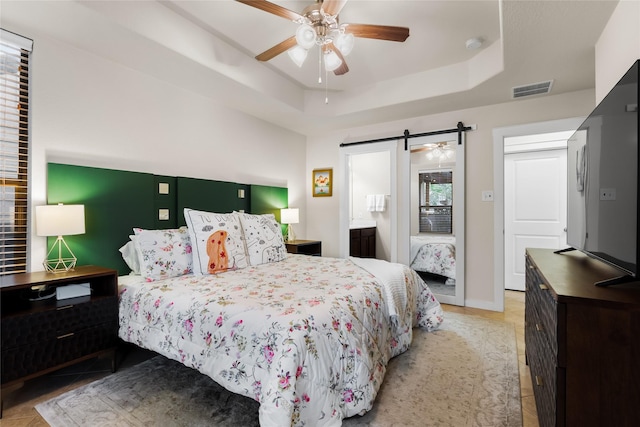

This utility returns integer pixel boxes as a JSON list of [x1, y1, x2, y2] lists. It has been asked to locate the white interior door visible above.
[[504, 147, 567, 290]]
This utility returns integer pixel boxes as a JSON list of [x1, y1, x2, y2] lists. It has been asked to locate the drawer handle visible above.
[[535, 375, 544, 387], [57, 332, 75, 339], [539, 284, 548, 290], [57, 305, 74, 311], [535, 323, 543, 332]]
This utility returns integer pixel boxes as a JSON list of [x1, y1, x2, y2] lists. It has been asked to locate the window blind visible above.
[[1, 29, 33, 275]]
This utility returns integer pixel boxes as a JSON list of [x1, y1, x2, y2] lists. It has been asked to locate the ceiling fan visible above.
[[236, 0, 410, 76]]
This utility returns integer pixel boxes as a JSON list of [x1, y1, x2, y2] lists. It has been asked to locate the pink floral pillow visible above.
[[133, 227, 193, 281]]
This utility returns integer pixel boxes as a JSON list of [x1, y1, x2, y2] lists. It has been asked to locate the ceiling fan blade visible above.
[[327, 43, 349, 75], [235, 0, 303, 22], [255, 36, 297, 61], [345, 23, 410, 42], [321, 0, 349, 17]]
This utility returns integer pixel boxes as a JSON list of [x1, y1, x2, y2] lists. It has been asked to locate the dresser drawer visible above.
[[526, 260, 558, 356], [1, 320, 118, 384], [1, 296, 118, 350], [526, 338, 564, 427]]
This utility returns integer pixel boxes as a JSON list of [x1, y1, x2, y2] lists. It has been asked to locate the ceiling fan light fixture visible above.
[[334, 32, 354, 56], [296, 23, 316, 49], [323, 49, 342, 72], [237, 0, 411, 83], [287, 45, 308, 67]]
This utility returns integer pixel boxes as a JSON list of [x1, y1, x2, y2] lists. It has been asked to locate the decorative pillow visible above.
[[236, 212, 287, 266], [118, 235, 140, 274], [132, 227, 193, 281], [183, 208, 249, 275]]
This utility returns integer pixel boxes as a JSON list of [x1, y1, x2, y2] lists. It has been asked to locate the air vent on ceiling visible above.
[[512, 80, 553, 99]]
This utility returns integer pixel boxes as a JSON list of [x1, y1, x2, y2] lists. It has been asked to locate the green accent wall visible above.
[[45, 163, 288, 275], [250, 184, 289, 234], [176, 177, 250, 225], [46, 163, 173, 274]]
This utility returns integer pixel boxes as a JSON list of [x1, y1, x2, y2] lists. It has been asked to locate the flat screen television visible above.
[[563, 59, 639, 286]]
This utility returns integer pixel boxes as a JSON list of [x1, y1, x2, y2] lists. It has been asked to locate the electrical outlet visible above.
[[482, 190, 494, 202], [600, 188, 616, 201]]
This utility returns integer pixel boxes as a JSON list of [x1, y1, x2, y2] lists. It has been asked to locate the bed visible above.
[[117, 209, 444, 426], [410, 234, 456, 283]]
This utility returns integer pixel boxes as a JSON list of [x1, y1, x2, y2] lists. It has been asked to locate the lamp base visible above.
[[287, 224, 296, 243], [44, 257, 77, 273], [44, 236, 78, 273]]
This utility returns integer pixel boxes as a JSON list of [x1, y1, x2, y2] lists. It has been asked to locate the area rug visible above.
[[36, 312, 522, 426]]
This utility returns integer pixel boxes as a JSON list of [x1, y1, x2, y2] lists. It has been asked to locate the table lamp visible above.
[[280, 208, 299, 243], [36, 203, 85, 272]]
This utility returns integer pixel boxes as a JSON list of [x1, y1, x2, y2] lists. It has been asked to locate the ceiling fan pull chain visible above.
[[318, 47, 322, 84], [325, 69, 329, 104]]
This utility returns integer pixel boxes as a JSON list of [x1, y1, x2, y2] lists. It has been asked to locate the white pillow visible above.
[[118, 235, 140, 274], [236, 212, 287, 266], [183, 208, 248, 275], [132, 227, 193, 281]]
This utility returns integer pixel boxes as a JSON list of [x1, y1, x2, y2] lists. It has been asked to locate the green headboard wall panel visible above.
[[46, 163, 175, 274], [249, 184, 289, 235], [176, 177, 249, 225], [249, 184, 289, 220], [45, 164, 288, 275]]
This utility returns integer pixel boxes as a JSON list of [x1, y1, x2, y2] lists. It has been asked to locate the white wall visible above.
[[307, 89, 596, 308], [17, 26, 307, 271], [595, 0, 640, 102]]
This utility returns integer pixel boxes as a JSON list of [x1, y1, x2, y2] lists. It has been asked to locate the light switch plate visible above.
[[158, 209, 170, 220], [158, 183, 169, 195]]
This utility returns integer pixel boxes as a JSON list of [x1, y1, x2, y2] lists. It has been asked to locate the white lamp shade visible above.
[[281, 208, 299, 225], [36, 204, 85, 236], [295, 24, 316, 49], [323, 49, 342, 72], [334, 32, 354, 56], [287, 45, 308, 67]]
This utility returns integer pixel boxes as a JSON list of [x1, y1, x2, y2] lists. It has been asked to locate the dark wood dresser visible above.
[[1, 266, 119, 415], [525, 248, 640, 427]]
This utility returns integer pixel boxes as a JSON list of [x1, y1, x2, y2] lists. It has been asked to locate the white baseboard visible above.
[[463, 298, 503, 312]]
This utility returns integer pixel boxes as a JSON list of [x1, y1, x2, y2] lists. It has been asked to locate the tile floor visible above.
[[1, 290, 538, 426]]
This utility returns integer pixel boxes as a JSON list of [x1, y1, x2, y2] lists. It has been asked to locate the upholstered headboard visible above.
[[46, 163, 288, 275]]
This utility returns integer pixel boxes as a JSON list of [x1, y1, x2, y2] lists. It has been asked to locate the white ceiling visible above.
[[2, 0, 619, 135]]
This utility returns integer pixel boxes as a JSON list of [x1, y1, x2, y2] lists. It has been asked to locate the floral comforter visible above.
[[118, 254, 443, 426], [410, 235, 456, 280]]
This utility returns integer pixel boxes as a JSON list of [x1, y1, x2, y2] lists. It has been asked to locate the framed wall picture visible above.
[[312, 168, 333, 197]]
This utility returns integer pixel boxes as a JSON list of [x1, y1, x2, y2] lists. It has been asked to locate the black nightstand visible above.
[[285, 240, 322, 256], [1, 266, 119, 415]]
